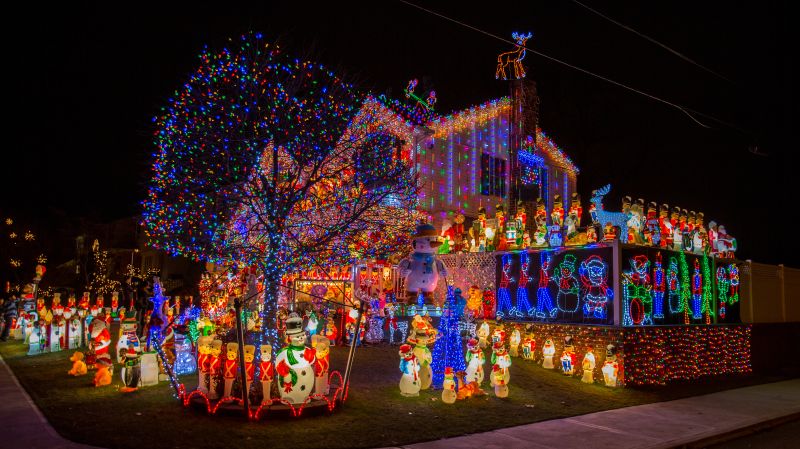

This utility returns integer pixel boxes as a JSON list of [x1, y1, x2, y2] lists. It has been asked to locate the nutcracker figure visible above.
[[223, 342, 239, 398], [312, 334, 331, 394], [258, 345, 274, 404], [691, 259, 703, 319], [243, 345, 255, 400], [78, 292, 90, 312], [207, 339, 223, 400], [652, 252, 666, 320], [551, 195, 565, 228], [196, 336, 212, 394]]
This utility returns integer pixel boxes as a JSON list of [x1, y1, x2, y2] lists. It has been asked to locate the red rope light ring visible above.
[[183, 390, 211, 413], [211, 396, 243, 415]]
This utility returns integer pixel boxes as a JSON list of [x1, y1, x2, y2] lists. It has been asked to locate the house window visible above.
[[480, 153, 506, 197]]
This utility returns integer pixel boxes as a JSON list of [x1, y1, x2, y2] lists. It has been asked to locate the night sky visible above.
[[2, 1, 795, 266]]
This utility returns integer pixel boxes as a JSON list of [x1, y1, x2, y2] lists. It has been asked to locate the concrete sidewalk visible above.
[[387, 379, 800, 449], [0, 353, 97, 449]]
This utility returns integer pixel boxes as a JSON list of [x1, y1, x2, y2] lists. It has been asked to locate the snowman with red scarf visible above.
[[275, 313, 316, 404]]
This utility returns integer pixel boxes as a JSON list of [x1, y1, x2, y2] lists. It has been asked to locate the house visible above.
[[366, 80, 579, 229]]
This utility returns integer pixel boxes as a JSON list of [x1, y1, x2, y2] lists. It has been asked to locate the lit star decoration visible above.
[[141, 33, 419, 346]]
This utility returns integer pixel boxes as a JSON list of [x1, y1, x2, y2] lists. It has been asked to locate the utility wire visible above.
[[398, 0, 714, 128], [570, 0, 734, 84]]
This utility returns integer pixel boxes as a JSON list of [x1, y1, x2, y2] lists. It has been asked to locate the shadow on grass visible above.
[[0, 338, 785, 449]]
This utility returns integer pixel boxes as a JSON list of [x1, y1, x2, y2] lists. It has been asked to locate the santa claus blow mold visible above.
[[398, 223, 447, 304]]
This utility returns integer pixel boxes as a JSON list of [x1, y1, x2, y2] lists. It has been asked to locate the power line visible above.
[[570, 0, 734, 84], [398, 0, 720, 129]]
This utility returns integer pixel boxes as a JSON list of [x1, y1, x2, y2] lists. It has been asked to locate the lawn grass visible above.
[[0, 336, 781, 449]]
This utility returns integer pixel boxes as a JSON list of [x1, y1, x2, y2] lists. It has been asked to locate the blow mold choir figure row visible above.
[[194, 312, 332, 406], [434, 185, 737, 258], [26, 291, 135, 357], [590, 184, 738, 257]]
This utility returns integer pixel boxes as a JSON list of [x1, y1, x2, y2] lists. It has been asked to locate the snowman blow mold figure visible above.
[[398, 223, 447, 304], [275, 313, 316, 404]]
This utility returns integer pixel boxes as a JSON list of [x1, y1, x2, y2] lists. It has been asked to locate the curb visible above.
[[673, 411, 800, 449]]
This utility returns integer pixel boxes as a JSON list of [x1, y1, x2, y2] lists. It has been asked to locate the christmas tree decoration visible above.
[[398, 344, 421, 397], [579, 255, 612, 320], [67, 352, 88, 376], [554, 254, 580, 314], [465, 338, 485, 385], [542, 337, 556, 369], [652, 252, 666, 320], [143, 33, 418, 350], [560, 336, 577, 376], [312, 335, 331, 395], [276, 313, 316, 404], [590, 185, 629, 243], [496, 254, 514, 319], [258, 344, 274, 405], [490, 342, 511, 398], [207, 340, 223, 400], [477, 321, 490, 349], [509, 328, 521, 357], [581, 346, 596, 383], [223, 342, 239, 398], [602, 345, 619, 387], [88, 245, 121, 296], [441, 367, 457, 404], [431, 286, 466, 389]]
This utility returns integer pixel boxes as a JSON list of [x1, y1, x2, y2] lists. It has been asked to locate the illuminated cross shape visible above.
[[496, 32, 533, 80]]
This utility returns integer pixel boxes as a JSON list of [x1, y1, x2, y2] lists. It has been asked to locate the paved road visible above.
[[384, 379, 800, 449], [705, 418, 800, 449]]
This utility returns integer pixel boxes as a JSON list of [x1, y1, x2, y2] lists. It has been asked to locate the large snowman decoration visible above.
[[398, 223, 447, 303], [275, 313, 316, 405]]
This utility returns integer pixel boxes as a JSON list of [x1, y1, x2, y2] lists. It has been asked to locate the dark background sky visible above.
[[1, 1, 795, 266]]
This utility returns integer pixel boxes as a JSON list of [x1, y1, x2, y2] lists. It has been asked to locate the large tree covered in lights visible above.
[[142, 33, 418, 345]]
